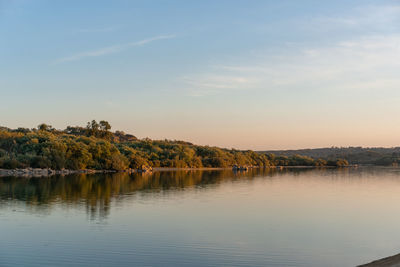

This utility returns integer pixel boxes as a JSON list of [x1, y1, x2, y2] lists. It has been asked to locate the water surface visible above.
[[1, 168, 400, 266]]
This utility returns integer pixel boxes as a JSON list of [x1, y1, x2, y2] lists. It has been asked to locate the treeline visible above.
[[0, 121, 348, 170]]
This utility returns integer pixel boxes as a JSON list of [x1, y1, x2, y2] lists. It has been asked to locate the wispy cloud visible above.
[[314, 4, 400, 31], [182, 34, 400, 96], [56, 34, 175, 63], [181, 4, 400, 97], [75, 26, 117, 33], [182, 74, 253, 97]]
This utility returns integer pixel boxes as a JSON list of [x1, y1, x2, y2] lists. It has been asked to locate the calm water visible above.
[[1, 168, 400, 266]]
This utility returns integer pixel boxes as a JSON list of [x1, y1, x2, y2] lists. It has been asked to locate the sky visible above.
[[1, 0, 400, 150]]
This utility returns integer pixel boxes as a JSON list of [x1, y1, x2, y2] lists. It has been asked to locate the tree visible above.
[[86, 120, 99, 136], [38, 123, 53, 132], [99, 121, 111, 131], [99, 120, 112, 140]]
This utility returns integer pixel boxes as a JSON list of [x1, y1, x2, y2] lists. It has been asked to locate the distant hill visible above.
[[259, 147, 400, 165]]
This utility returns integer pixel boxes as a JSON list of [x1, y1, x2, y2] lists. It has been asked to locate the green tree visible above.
[[38, 123, 53, 132]]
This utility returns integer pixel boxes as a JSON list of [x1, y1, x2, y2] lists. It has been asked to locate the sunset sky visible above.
[[2, 0, 400, 150]]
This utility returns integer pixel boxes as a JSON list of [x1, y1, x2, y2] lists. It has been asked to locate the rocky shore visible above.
[[0, 167, 153, 178]]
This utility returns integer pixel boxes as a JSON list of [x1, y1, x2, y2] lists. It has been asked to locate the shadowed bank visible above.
[[359, 253, 400, 267]]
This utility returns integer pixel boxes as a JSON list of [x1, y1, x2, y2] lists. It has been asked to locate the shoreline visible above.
[[0, 165, 357, 178], [0, 168, 119, 177]]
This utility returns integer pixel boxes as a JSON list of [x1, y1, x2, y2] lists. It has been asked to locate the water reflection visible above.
[[2, 167, 400, 266], [0, 168, 299, 218], [1, 167, 397, 220]]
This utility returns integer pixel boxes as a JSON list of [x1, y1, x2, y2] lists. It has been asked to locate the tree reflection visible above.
[[0, 168, 317, 219]]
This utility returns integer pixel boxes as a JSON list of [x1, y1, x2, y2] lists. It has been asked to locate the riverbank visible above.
[[0, 167, 238, 177], [0, 168, 119, 177], [0, 165, 357, 178]]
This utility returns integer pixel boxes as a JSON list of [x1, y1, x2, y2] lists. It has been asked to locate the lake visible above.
[[1, 167, 400, 266]]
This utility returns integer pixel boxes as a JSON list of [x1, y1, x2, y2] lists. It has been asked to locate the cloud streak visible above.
[[181, 4, 400, 97], [56, 34, 175, 63], [182, 33, 400, 96], [75, 26, 117, 33], [314, 4, 400, 31], [182, 74, 254, 97]]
